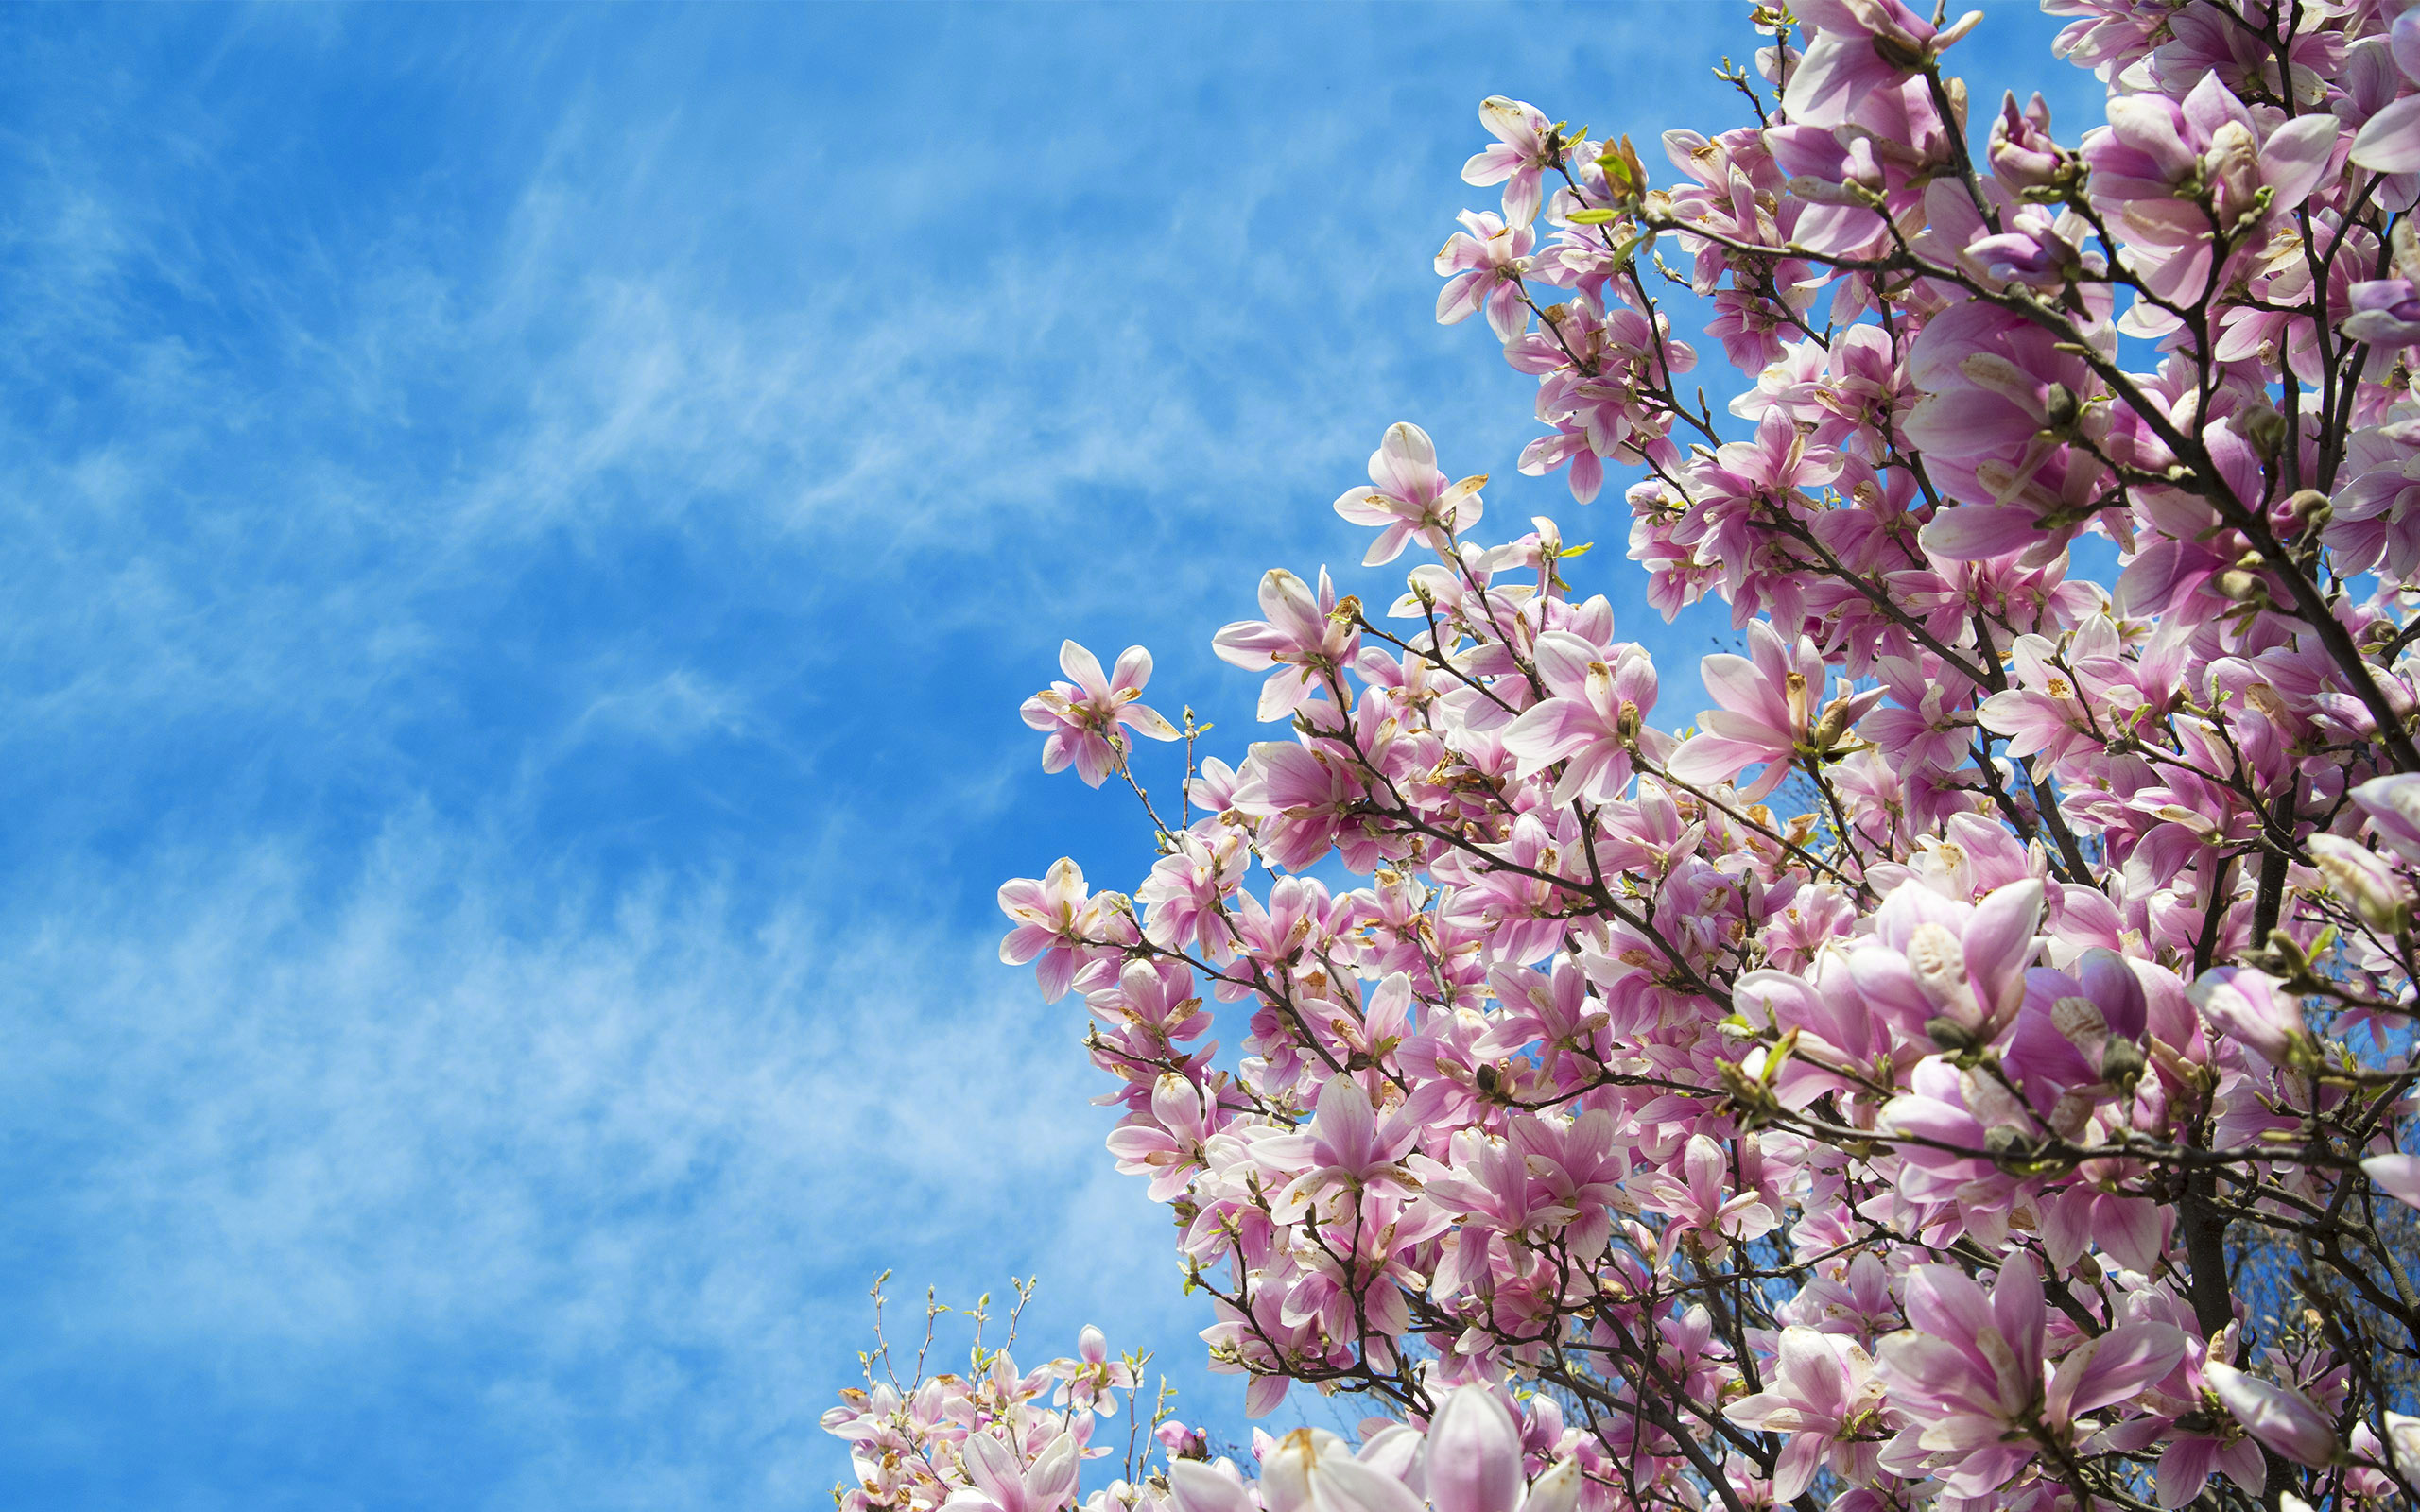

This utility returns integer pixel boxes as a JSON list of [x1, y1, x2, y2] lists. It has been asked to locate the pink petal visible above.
[[1112, 645, 1153, 694], [1426, 1386, 1523, 1512], [2206, 1362, 2339, 1468], [2363, 1153, 2420, 1210], [2353, 94, 2420, 173], [2260, 113, 2341, 209], [1060, 640, 1110, 700], [1169, 1465, 1254, 1512]]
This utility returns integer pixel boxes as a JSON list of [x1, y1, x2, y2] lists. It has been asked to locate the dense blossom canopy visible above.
[[834, 5, 2420, 1512]]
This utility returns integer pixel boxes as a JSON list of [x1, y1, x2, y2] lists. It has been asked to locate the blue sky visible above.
[[0, 5, 2086, 1507]]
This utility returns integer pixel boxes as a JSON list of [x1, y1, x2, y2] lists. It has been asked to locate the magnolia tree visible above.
[[827, 3, 2420, 1510]]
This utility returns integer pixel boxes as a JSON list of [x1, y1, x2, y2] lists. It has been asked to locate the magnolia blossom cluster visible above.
[[825, 1313, 1152, 1512], [845, 5, 2420, 1512]]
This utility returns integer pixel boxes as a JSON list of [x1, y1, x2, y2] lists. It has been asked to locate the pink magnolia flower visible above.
[[1213, 568, 1358, 722], [1167, 1461, 1256, 1512], [1782, 0, 1981, 129], [2205, 1361, 2340, 1469], [1988, 91, 2069, 193], [1258, 1427, 1423, 1512], [1876, 1257, 2187, 1498], [1634, 1133, 1777, 1261], [1874, 876, 2046, 1047], [1261, 1077, 1419, 1218], [1136, 833, 1248, 955], [1499, 632, 1659, 805], [1461, 97, 1558, 228], [2189, 967, 2313, 1068], [2327, 419, 2420, 580], [944, 1432, 1080, 1512], [1436, 210, 1537, 342], [2389, 1412, 2420, 1485], [1903, 302, 2108, 528], [1723, 1327, 1886, 1501], [2081, 74, 2341, 305], [1667, 621, 1881, 800], [1228, 740, 1368, 871], [999, 858, 1125, 1002], [1964, 203, 2094, 293], [1155, 1420, 1209, 1462], [1049, 1325, 1137, 1415], [1334, 423, 1488, 566], [1022, 640, 1181, 787], [1860, 655, 1975, 776], [1107, 1074, 1220, 1202], [1977, 634, 2100, 768]]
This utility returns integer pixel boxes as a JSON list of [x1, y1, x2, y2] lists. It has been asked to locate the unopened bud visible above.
[[2308, 833, 2415, 933], [2288, 488, 2331, 532], [1873, 34, 1926, 69], [2204, 120, 2262, 216], [2239, 404, 2289, 459], [2215, 569, 2266, 603], [1926, 1015, 1978, 1052], [2190, 966, 2315, 1070], [2262, 928, 2314, 981], [2043, 382, 2080, 432], [1990, 91, 2066, 193], [2098, 1038, 2146, 1089]]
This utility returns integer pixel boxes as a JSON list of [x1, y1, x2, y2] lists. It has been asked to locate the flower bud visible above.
[[2203, 120, 2263, 221], [2308, 833, 2414, 932], [1925, 1016, 1977, 1053], [1872, 33, 1926, 70], [1989, 92, 2065, 193], [2238, 404, 2289, 459], [2042, 382, 2080, 432], [2099, 1036, 2146, 1088], [2188, 967, 2313, 1068]]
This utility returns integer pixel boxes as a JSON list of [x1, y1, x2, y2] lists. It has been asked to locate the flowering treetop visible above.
[[839, 5, 2420, 1512]]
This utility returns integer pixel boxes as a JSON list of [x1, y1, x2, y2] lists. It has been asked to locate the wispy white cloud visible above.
[[0, 811, 1197, 1505]]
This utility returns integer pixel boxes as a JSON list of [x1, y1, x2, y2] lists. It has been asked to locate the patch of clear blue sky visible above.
[[0, 4, 2086, 1507]]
